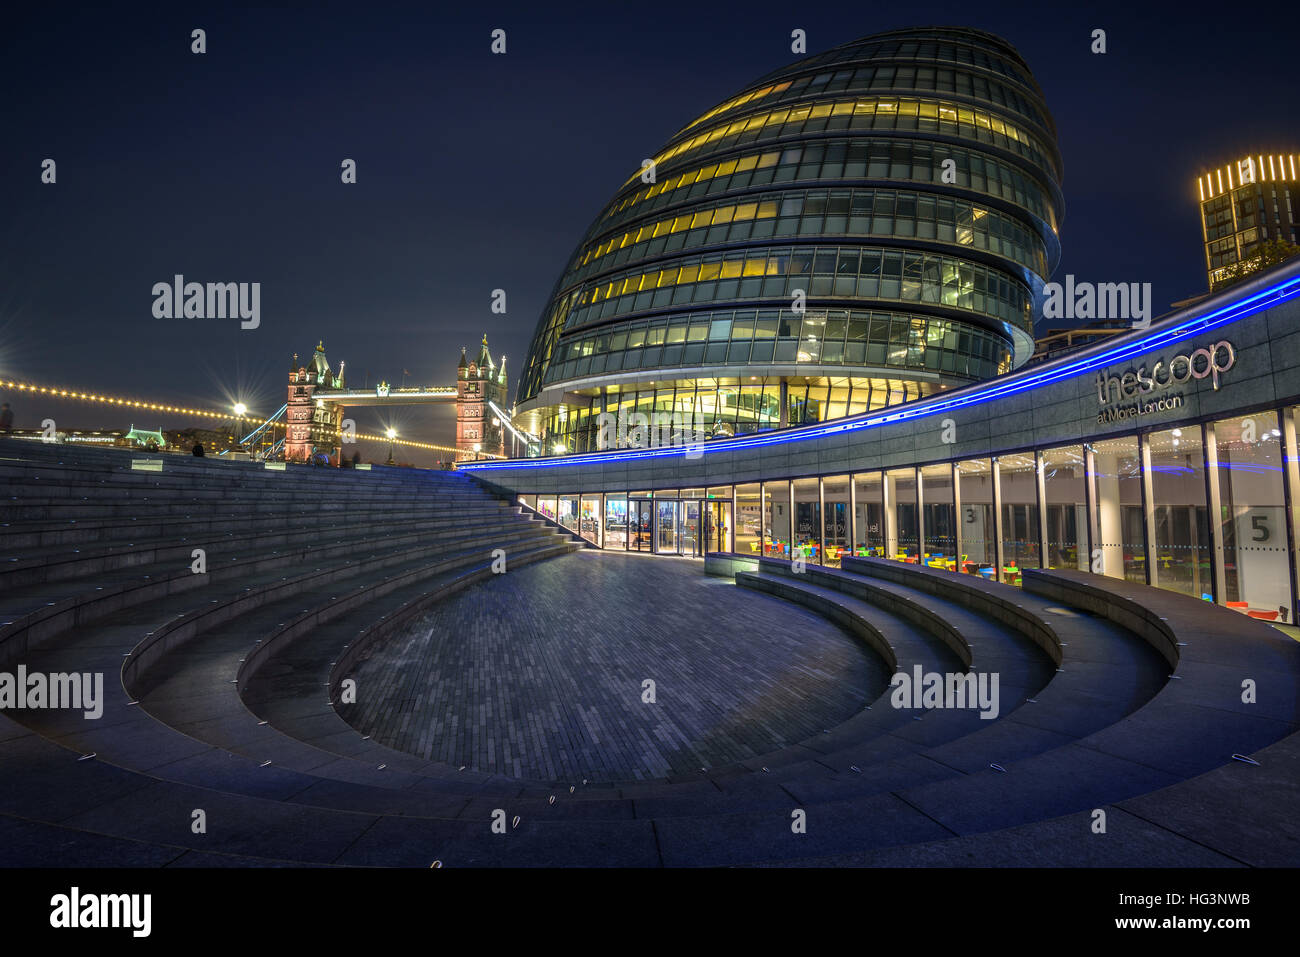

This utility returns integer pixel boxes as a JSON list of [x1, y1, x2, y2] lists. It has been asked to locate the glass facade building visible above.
[[515, 27, 1064, 453]]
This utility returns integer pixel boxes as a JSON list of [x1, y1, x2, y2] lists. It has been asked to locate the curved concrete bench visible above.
[[1023, 568, 1300, 729], [733, 558, 1167, 789], [704, 552, 759, 578], [843, 556, 1063, 666], [756, 556, 973, 668], [0, 515, 546, 673], [122, 527, 569, 693], [734, 569, 898, 672]]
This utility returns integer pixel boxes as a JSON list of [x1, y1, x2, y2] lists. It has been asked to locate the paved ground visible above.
[[337, 550, 886, 783]]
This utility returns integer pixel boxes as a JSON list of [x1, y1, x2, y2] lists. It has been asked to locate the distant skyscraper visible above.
[[1198, 153, 1299, 290]]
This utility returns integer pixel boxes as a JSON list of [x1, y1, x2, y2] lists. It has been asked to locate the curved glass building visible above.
[[515, 26, 1064, 454]]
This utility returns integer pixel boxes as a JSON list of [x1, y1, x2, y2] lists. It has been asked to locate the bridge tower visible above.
[[456, 335, 506, 461], [286, 341, 346, 463]]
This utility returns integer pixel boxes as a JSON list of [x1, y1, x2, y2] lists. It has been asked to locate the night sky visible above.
[[2, 0, 1295, 462]]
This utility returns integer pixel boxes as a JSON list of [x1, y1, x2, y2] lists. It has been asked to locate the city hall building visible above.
[[513, 27, 1064, 454]]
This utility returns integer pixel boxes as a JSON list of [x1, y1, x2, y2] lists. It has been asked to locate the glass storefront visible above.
[[530, 408, 1300, 622]]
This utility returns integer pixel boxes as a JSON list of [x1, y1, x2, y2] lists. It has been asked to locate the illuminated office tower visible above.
[[1198, 152, 1300, 290]]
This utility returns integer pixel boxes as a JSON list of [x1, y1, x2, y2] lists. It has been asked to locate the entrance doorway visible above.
[[656, 499, 679, 553], [630, 498, 653, 551], [681, 500, 701, 556], [704, 500, 733, 554]]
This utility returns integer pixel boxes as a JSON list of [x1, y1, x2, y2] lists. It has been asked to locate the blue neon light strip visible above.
[[463, 273, 1300, 472]]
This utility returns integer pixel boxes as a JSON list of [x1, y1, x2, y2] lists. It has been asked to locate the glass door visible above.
[[630, 498, 653, 551], [705, 500, 733, 553], [656, 500, 679, 553], [681, 500, 701, 556]]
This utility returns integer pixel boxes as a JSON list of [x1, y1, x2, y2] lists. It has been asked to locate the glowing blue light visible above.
[[464, 272, 1300, 473]]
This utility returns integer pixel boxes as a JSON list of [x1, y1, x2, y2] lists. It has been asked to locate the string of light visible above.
[[0, 377, 236, 420], [355, 431, 504, 458]]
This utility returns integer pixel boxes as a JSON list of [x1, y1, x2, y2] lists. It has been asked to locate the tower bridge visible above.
[[282, 336, 509, 464]]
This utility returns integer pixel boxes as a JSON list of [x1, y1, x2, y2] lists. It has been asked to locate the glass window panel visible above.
[[764, 480, 792, 558], [1091, 437, 1144, 583], [705, 486, 733, 553], [997, 453, 1039, 583], [886, 468, 918, 561], [1042, 445, 1087, 571], [822, 475, 850, 566], [956, 459, 995, 573], [1148, 428, 1211, 601], [921, 463, 956, 566], [604, 495, 628, 550], [580, 495, 603, 547], [853, 472, 884, 556], [558, 495, 580, 534], [735, 483, 762, 556], [1213, 413, 1291, 617], [793, 477, 822, 564]]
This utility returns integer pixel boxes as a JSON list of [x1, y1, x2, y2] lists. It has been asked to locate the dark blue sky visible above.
[[2, 0, 1295, 454]]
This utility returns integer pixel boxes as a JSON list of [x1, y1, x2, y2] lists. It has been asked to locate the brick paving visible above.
[[338, 550, 887, 783]]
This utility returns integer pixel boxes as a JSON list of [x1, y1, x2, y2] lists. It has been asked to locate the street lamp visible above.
[[232, 402, 248, 453], [385, 427, 396, 465]]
